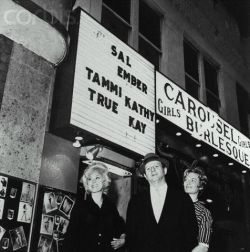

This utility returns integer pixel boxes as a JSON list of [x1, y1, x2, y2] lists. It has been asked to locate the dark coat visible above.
[[63, 194, 125, 252], [126, 186, 198, 252]]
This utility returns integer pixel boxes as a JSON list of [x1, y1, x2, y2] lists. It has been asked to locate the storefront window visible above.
[[184, 41, 200, 99], [139, 0, 162, 69], [101, 0, 131, 43]]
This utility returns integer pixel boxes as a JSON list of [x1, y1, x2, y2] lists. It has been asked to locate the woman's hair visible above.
[[82, 162, 111, 194], [183, 166, 208, 191]]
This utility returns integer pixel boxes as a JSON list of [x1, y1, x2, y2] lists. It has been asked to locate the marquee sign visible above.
[[71, 10, 155, 155], [156, 71, 250, 169]]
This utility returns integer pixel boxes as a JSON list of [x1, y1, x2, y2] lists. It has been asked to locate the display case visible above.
[[31, 186, 76, 252], [0, 173, 36, 252]]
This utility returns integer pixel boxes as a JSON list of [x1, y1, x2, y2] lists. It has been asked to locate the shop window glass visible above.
[[185, 76, 199, 99], [139, 0, 161, 69], [184, 41, 200, 98], [139, 0, 161, 48], [184, 41, 199, 81], [101, 0, 131, 43], [204, 59, 220, 113], [206, 91, 220, 114], [103, 0, 130, 22], [139, 37, 160, 70], [204, 59, 219, 96], [236, 83, 249, 136]]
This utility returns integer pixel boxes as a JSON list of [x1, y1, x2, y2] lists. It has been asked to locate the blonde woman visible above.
[[63, 162, 125, 252]]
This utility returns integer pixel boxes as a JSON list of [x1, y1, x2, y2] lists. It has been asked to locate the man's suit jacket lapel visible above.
[[144, 190, 158, 225]]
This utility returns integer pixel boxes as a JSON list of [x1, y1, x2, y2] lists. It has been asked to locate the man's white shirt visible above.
[[150, 183, 167, 223]]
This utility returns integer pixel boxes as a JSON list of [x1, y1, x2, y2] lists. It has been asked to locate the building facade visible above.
[[0, 0, 250, 251]]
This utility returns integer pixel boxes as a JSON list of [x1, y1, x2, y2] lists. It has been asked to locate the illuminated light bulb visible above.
[[73, 140, 81, 148], [75, 136, 83, 141]]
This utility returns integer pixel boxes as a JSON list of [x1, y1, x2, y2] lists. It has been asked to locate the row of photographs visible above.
[[0, 176, 36, 204], [0, 178, 35, 225], [40, 214, 69, 236], [36, 192, 76, 251], [43, 193, 75, 218], [0, 200, 33, 223], [0, 226, 27, 251]]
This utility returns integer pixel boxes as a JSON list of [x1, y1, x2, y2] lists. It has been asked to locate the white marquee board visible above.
[[71, 11, 155, 155], [156, 71, 250, 169]]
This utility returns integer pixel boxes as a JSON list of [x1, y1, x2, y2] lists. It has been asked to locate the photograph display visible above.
[[20, 182, 35, 204], [0, 174, 36, 252], [34, 188, 76, 252], [17, 202, 33, 223], [40, 214, 55, 235], [0, 176, 8, 198], [0, 199, 4, 220], [57, 216, 69, 234], [0, 226, 6, 242], [44, 192, 57, 213], [59, 196, 74, 218], [9, 226, 27, 251], [1, 238, 9, 250], [7, 209, 14, 220], [37, 235, 53, 252], [10, 188, 17, 199]]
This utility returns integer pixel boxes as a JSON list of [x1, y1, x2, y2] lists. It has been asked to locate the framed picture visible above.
[[59, 196, 75, 218], [0, 176, 8, 198], [9, 226, 27, 251], [7, 209, 14, 220], [57, 216, 69, 234], [17, 202, 33, 223], [44, 192, 57, 213], [0, 199, 4, 219], [10, 188, 17, 199], [40, 214, 54, 235], [37, 235, 53, 252], [0, 226, 6, 242], [20, 182, 35, 204], [1, 238, 9, 250]]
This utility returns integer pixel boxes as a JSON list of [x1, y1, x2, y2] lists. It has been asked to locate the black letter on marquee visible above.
[[164, 83, 174, 100], [88, 88, 96, 101]]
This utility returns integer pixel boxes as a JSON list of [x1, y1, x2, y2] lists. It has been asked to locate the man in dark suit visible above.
[[126, 153, 198, 252]]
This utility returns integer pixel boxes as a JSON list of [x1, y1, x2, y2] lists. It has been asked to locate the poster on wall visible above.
[[0, 173, 36, 252], [70, 9, 156, 156], [31, 187, 75, 252]]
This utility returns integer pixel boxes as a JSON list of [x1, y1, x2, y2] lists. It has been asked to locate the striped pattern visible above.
[[194, 201, 213, 245]]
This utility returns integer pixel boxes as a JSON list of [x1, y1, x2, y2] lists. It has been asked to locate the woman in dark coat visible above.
[[63, 162, 125, 252]]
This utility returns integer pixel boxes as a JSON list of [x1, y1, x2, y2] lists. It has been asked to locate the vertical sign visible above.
[[71, 11, 155, 155]]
